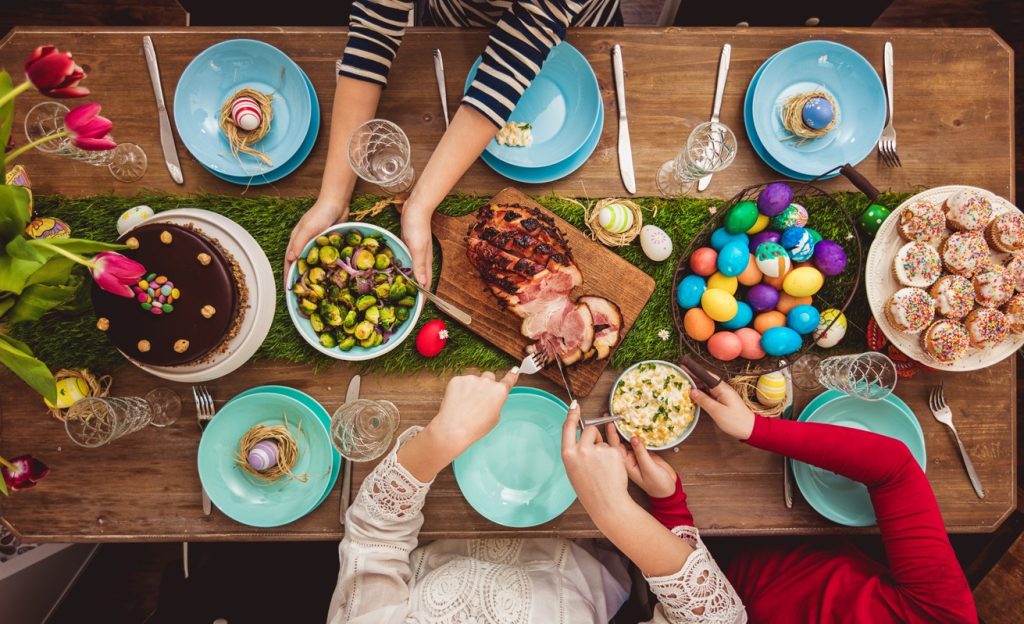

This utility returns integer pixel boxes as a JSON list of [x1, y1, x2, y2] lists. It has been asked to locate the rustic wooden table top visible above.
[[0, 26, 1017, 542]]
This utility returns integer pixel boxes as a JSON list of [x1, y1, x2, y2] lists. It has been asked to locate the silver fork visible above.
[[192, 386, 215, 515], [517, 352, 546, 375], [928, 383, 984, 498], [878, 41, 901, 167]]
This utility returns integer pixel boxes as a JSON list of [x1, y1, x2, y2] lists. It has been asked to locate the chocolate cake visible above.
[[91, 222, 246, 366]]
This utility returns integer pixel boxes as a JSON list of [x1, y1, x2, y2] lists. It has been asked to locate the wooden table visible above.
[[0, 26, 1016, 542]]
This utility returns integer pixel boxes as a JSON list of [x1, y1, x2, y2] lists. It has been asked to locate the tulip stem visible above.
[[27, 239, 95, 268], [0, 454, 15, 472], [5, 130, 71, 164], [0, 80, 33, 110]]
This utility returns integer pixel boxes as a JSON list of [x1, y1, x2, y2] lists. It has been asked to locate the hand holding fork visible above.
[[516, 352, 619, 429]]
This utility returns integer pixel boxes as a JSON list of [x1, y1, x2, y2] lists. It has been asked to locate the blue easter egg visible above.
[[710, 227, 749, 252], [802, 97, 834, 130], [780, 227, 816, 262], [722, 301, 754, 330], [761, 326, 803, 356], [676, 275, 707, 309], [716, 242, 750, 277], [787, 305, 821, 335]]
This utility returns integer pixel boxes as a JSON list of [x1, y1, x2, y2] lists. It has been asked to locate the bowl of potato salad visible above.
[[609, 361, 700, 450]]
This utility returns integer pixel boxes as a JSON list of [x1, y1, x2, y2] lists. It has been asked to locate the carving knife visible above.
[[697, 44, 731, 192], [142, 36, 184, 184], [339, 374, 360, 526], [611, 45, 635, 194]]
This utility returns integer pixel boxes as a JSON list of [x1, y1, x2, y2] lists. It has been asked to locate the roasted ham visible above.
[[466, 202, 621, 364]]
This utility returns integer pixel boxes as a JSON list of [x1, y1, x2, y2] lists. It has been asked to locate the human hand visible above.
[[400, 205, 434, 288], [284, 196, 348, 280], [426, 369, 520, 463], [689, 381, 756, 441], [561, 403, 632, 522], [604, 422, 678, 498]]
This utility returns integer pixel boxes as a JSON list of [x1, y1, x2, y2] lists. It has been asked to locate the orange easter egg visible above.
[[754, 310, 787, 334], [684, 308, 715, 342], [736, 255, 763, 286], [776, 293, 813, 314]]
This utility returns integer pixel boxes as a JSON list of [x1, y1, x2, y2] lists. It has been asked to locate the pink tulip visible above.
[[1, 455, 50, 492], [64, 103, 116, 151], [24, 45, 89, 98], [91, 251, 145, 298]]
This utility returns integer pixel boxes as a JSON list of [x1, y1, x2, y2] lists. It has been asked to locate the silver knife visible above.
[[780, 368, 795, 509], [339, 374, 360, 526], [611, 45, 635, 194], [697, 44, 731, 192], [142, 36, 184, 184], [404, 277, 472, 326], [433, 49, 449, 129]]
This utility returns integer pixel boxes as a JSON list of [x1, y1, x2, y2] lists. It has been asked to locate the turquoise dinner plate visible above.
[[173, 39, 312, 178], [453, 387, 577, 527], [227, 385, 341, 508], [197, 393, 334, 527], [203, 69, 319, 186], [464, 42, 601, 168], [750, 40, 886, 177], [792, 390, 926, 526]]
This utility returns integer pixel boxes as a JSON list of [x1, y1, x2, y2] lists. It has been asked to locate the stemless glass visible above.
[[347, 119, 414, 194], [811, 352, 898, 401], [24, 101, 148, 182], [656, 121, 737, 196], [64, 388, 181, 448], [331, 399, 400, 462]]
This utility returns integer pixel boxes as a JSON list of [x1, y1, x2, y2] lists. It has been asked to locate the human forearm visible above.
[[395, 423, 460, 483], [319, 77, 382, 205], [590, 497, 694, 577]]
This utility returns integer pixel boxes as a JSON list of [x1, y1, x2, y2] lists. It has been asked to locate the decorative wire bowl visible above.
[[672, 180, 863, 376]]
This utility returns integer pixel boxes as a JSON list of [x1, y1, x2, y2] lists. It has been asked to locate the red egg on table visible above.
[[684, 308, 715, 341], [754, 310, 787, 334], [707, 331, 743, 361], [776, 293, 813, 314], [690, 247, 718, 276], [735, 327, 766, 359], [736, 255, 763, 286]]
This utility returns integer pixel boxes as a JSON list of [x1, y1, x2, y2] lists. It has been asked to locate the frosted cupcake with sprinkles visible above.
[[1004, 255, 1024, 292], [897, 200, 946, 243], [964, 307, 1008, 348], [945, 189, 994, 232], [930, 275, 975, 320], [921, 319, 970, 364], [972, 266, 1015, 308], [893, 242, 941, 288], [885, 287, 935, 334], [940, 232, 990, 277], [1002, 293, 1024, 334], [985, 211, 1024, 253]]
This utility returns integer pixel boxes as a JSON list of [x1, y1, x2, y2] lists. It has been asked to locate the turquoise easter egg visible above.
[[787, 304, 821, 335], [710, 227, 749, 252], [716, 242, 750, 277], [676, 275, 706, 309], [721, 301, 754, 330], [761, 326, 802, 356]]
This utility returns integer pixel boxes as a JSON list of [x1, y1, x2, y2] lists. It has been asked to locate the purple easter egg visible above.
[[247, 440, 280, 471], [746, 283, 780, 312], [757, 183, 793, 217], [749, 230, 782, 252], [812, 240, 848, 276]]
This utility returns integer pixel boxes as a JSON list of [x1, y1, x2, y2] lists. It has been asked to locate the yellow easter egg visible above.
[[782, 266, 824, 298], [44, 376, 91, 409], [746, 213, 770, 235], [814, 308, 848, 348], [755, 372, 788, 407], [700, 288, 738, 323], [706, 272, 738, 295]]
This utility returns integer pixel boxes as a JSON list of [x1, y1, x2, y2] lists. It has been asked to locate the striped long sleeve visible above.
[[339, 0, 414, 86]]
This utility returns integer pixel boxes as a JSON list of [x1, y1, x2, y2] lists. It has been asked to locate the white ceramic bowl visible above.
[[609, 360, 701, 451]]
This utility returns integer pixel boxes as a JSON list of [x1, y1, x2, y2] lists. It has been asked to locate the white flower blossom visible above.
[[658, 328, 671, 341], [438, 329, 449, 340]]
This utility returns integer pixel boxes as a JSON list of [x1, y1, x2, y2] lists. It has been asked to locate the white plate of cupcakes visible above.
[[865, 185, 1024, 371]]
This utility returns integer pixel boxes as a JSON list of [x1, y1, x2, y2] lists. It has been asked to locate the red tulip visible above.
[[24, 45, 89, 98], [1, 455, 50, 492], [64, 103, 116, 151], [91, 251, 145, 298]]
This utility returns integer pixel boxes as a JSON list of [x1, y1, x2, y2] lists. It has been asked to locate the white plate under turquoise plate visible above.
[[197, 392, 334, 527], [453, 387, 578, 528], [792, 390, 926, 526]]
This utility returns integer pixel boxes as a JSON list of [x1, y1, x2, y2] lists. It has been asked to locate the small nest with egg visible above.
[[219, 87, 274, 167], [583, 198, 644, 247], [779, 90, 839, 144], [234, 416, 307, 483], [47, 368, 112, 422], [728, 374, 784, 417]]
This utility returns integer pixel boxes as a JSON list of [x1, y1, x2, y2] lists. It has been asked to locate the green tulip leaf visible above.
[[0, 185, 30, 242], [0, 296, 14, 318], [0, 254, 43, 294], [6, 283, 78, 323], [0, 71, 13, 171], [25, 256, 76, 287], [6, 234, 47, 262], [0, 475, 8, 496], [0, 332, 56, 404], [31, 237, 126, 254]]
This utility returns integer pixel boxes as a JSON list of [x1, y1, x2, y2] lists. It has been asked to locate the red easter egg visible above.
[[735, 327, 766, 359], [690, 247, 718, 277], [416, 319, 448, 357], [707, 331, 743, 361]]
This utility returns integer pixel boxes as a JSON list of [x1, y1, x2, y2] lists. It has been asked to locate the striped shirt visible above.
[[339, 0, 620, 128]]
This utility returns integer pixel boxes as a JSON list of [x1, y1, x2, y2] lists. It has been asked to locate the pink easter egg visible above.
[[707, 331, 743, 361], [735, 327, 766, 359]]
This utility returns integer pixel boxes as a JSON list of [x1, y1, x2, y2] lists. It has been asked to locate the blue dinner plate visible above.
[[227, 385, 341, 508], [792, 390, 926, 526], [197, 392, 334, 527], [750, 41, 886, 178], [174, 39, 312, 178], [453, 387, 578, 527], [464, 42, 601, 168], [202, 69, 320, 186]]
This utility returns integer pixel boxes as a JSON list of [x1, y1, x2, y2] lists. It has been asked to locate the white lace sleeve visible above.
[[357, 426, 433, 523], [644, 526, 747, 624]]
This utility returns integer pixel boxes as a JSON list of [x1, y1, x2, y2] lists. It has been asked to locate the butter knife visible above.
[[403, 276, 472, 326], [611, 45, 635, 194], [339, 374, 360, 526], [780, 368, 795, 509], [142, 36, 183, 184], [433, 49, 449, 129], [697, 44, 731, 192]]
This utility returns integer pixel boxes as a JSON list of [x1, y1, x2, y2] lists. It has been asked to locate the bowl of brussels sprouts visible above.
[[286, 223, 424, 361]]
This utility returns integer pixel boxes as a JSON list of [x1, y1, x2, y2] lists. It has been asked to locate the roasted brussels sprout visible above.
[[340, 246, 354, 259], [319, 332, 337, 348], [338, 335, 356, 351], [297, 259, 308, 274], [355, 294, 377, 311], [389, 283, 406, 300], [341, 323, 357, 335], [306, 246, 319, 266], [396, 307, 410, 322], [343, 309, 358, 328], [319, 246, 340, 266], [316, 235, 331, 246], [308, 267, 326, 284], [364, 306, 381, 324], [374, 253, 391, 270], [353, 249, 375, 271], [397, 296, 416, 307], [323, 303, 344, 326], [328, 233, 343, 247], [293, 283, 309, 298], [381, 247, 395, 260], [299, 298, 318, 314], [354, 320, 375, 341], [374, 273, 389, 284], [309, 313, 325, 333], [345, 231, 363, 246], [374, 283, 391, 300], [309, 284, 326, 300], [362, 237, 381, 253], [339, 291, 356, 309], [379, 306, 397, 329]]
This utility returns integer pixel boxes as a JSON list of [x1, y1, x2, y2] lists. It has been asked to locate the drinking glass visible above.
[[331, 399, 400, 462], [656, 121, 737, 196], [347, 119, 414, 194], [24, 101, 148, 182], [808, 352, 898, 401], [64, 388, 181, 448]]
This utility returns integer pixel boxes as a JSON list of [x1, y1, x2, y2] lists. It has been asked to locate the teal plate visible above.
[[792, 390, 926, 526], [227, 385, 341, 508], [197, 392, 334, 527], [453, 387, 577, 527]]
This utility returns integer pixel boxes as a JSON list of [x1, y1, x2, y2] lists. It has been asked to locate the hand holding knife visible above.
[[697, 44, 731, 192]]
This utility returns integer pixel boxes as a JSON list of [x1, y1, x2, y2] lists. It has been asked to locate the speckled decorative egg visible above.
[[802, 96, 835, 130], [776, 293, 812, 315], [761, 326, 803, 356], [805, 228, 823, 245], [116, 205, 155, 235], [708, 331, 743, 361], [757, 182, 794, 217], [716, 242, 750, 277], [640, 224, 673, 262], [812, 240, 848, 277], [747, 214, 771, 235], [736, 327, 766, 359], [721, 301, 754, 330], [787, 305, 821, 335], [676, 275, 706, 309], [754, 310, 787, 334], [736, 255, 763, 287], [755, 372, 788, 406], [780, 227, 816, 262], [416, 319, 449, 357], [782, 266, 824, 297], [701, 288, 738, 323], [771, 203, 809, 231], [755, 242, 792, 278], [598, 202, 634, 234], [707, 272, 738, 295], [710, 227, 749, 252], [247, 440, 280, 471], [25, 216, 70, 239], [746, 283, 780, 312], [749, 230, 782, 252], [725, 201, 759, 234], [813, 308, 847, 348], [689, 247, 718, 276], [43, 375, 91, 409], [684, 307, 715, 341]]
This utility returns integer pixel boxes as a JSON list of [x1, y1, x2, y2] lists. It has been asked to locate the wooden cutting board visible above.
[[432, 187, 655, 397]]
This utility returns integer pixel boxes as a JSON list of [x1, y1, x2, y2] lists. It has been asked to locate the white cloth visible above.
[[328, 427, 746, 624]]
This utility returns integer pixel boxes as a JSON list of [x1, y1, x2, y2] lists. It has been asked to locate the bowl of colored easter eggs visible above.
[[672, 181, 862, 374]]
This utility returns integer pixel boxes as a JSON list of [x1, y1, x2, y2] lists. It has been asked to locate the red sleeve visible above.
[[745, 414, 977, 623], [647, 477, 694, 530]]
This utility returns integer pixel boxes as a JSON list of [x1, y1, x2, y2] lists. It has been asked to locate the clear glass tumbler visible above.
[[64, 388, 181, 448], [656, 121, 737, 196], [813, 352, 898, 401], [331, 399, 401, 462], [347, 119, 415, 194]]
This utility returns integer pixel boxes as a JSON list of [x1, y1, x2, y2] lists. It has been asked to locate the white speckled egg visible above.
[[598, 203, 634, 234], [116, 205, 155, 235], [813, 308, 848, 348], [755, 372, 788, 407], [640, 224, 673, 262]]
